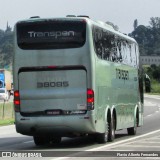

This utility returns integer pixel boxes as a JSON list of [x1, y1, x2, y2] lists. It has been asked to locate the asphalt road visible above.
[[0, 94, 160, 159]]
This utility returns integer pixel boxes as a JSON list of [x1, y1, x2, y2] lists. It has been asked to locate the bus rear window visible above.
[[16, 20, 86, 49]]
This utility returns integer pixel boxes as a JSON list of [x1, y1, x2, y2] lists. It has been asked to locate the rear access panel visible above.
[[18, 66, 87, 114]]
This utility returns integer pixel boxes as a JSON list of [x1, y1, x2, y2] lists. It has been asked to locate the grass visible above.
[[0, 118, 14, 126], [0, 101, 15, 126], [150, 79, 160, 94]]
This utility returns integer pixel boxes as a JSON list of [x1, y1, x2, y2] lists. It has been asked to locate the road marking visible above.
[[51, 129, 160, 160], [87, 129, 160, 151]]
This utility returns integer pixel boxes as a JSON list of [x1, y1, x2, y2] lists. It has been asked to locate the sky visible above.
[[0, 0, 160, 34]]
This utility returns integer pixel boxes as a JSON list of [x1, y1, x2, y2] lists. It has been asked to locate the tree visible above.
[[0, 30, 5, 45], [106, 21, 119, 31], [149, 17, 160, 29], [0, 26, 13, 68], [133, 19, 138, 30], [129, 25, 150, 55], [129, 17, 160, 56]]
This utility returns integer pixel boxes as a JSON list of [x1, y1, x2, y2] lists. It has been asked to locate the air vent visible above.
[[66, 15, 76, 17], [30, 16, 40, 19], [77, 15, 90, 18]]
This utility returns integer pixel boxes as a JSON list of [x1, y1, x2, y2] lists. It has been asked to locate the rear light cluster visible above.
[[87, 89, 94, 110], [14, 90, 20, 112], [14, 89, 94, 112]]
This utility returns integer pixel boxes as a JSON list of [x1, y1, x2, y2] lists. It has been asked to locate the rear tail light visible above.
[[87, 89, 94, 110], [14, 90, 20, 112]]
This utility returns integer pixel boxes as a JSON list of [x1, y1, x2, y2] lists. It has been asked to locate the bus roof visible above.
[[15, 16, 137, 44]]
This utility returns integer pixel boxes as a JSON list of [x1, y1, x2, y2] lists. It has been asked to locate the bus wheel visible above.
[[96, 121, 108, 143], [108, 115, 115, 142], [33, 136, 46, 146], [127, 115, 138, 135]]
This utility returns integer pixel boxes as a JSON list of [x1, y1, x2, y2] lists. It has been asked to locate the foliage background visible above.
[[0, 17, 160, 93]]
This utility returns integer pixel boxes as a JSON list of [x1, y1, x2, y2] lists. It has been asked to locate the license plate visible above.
[[46, 110, 61, 115]]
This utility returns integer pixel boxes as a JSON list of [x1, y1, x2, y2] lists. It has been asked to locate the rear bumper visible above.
[[15, 113, 96, 136]]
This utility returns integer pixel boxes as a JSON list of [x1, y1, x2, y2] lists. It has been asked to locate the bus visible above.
[[13, 16, 143, 145]]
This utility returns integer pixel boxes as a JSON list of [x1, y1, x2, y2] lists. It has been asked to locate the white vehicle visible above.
[[0, 88, 9, 101], [13, 16, 143, 146]]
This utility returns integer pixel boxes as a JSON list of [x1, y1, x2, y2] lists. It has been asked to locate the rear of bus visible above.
[[13, 17, 95, 141]]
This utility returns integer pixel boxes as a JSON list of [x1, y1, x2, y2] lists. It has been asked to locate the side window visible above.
[[93, 26, 117, 61], [116, 38, 123, 62], [92, 25, 139, 68], [135, 44, 139, 67], [121, 41, 131, 66], [93, 26, 103, 58], [120, 41, 139, 68], [102, 30, 116, 61]]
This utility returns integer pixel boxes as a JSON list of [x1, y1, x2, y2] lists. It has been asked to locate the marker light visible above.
[[87, 89, 94, 110], [14, 90, 20, 112]]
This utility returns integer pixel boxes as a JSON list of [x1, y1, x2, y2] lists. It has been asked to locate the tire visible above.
[[108, 115, 115, 142], [33, 136, 46, 146], [127, 116, 138, 135], [96, 121, 108, 144]]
